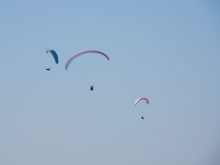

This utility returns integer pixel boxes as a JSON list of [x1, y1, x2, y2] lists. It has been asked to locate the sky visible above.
[[0, 0, 220, 165]]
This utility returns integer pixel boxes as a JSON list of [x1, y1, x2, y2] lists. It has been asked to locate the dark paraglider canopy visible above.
[[90, 85, 94, 91], [46, 49, 59, 64], [46, 68, 50, 71]]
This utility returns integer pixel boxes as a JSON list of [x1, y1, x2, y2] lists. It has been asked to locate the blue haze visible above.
[[0, 1, 220, 165]]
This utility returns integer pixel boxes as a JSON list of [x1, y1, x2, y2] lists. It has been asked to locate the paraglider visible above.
[[134, 98, 149, 105], [134, 98, 149, 120], [90, 85, 94, 91], [46, 49, 59, 64], [46, 68, 50, 71], [65, 50, 109, 70]]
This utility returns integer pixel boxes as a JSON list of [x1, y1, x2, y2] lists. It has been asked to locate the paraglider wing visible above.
[[47, 49, 59, 64], [65, 50, 109, 70], [134, 98, 149, 106]]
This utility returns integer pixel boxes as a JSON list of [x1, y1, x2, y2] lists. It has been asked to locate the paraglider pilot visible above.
[[90, 85, 94, 91], [141, 116, 144, 120]]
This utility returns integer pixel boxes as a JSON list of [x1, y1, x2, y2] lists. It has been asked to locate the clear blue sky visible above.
[[0, 1, 220, 165]]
